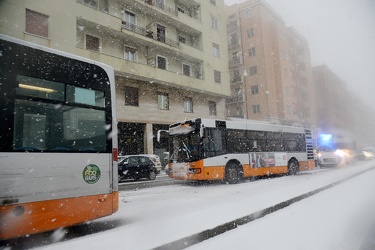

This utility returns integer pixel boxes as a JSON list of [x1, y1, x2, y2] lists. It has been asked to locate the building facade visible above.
[[226, 0, 316, 127], [312, 64, 375, 147], [0, 0, 230, 157]]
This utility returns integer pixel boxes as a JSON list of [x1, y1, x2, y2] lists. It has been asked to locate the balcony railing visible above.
[[144, 0, 178, 17], [227, 96, 244, 103], [229, 59, 241, 67], [76, 45, 204, 81], [230, 77, 242, 83], [122, 21, 179, 48]]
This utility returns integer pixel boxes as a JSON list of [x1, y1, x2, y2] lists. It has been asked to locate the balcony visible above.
[[122, 0, 202, 32], [74, 47, 211, 92], [230, 77, 242, 84], [229, 59, 241, 67], [227, 96, 244, 104], [121, 21, 179, 48], [144, 0, 178, 17]]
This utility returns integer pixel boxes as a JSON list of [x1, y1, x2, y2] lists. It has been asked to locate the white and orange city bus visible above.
[[0, 35, 118, 239], [165, 118, 315, 183]]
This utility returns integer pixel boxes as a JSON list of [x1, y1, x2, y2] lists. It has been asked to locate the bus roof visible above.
[[171, 118, 306, 134]]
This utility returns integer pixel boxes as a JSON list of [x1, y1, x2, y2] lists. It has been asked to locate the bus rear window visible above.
[[66, 85, 105, 107], [16, 75, 105, 108], [16, 75, 65, 101], [13, 99, 107, 152]]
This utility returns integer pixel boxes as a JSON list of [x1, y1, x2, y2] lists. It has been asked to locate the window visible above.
[[210, 0, 216, 5], [157, 55, 167, 69], [83, 0, 98, 8], [13, 75, 107, 152], [125, 86, 139, 106], [158, 93, 169, 110], [178, 35, 186, 43], [247, 28, 254, 38], [177, 7, 185, 13], [250, 66, 257, 76], [209, 101, 217, 116], [25, 9, 49, 38], [232, 69, 241, 83], [248, 47, 256, 57], [124, 11, 135, 31], [235, 88, 242, 99], [214, 70, 221, 84], [124, 46, 136, 61], [184, 97, 193, 113], [232, 52, 240, 63], [252, 104, 260, 114], [156, 0, 164, 9], [212, 43, 220, 57], [157, 24, 166, 42], [182, 63, 191, 76], [229, 33, 238, 45], [251, 85, 259, 95], [85, 34, 100, 52], [211, 16, 218, 30], [245, 9, 253, 19]]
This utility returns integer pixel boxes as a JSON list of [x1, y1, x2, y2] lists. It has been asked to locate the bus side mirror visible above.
[[157, 130, 168, 143]]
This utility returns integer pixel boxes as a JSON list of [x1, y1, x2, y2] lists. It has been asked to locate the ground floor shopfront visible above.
[[118, 122, 170, 167]]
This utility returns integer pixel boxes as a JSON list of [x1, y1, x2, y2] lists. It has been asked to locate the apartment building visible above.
[[312, 65, 352, 130], [226, 0, 316, 127], [312, 64, 375, 147], [0, 0, 230, 156]]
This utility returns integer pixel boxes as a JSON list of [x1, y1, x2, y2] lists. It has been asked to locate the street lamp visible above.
[[243, 67, 248, 119]]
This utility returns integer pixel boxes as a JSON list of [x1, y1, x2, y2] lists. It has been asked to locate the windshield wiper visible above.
[[182, 141, 191, 159]]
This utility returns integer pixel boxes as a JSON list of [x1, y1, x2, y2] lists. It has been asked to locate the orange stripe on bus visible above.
[[170, 160, 315, 181], [0, 192, 118, 240]]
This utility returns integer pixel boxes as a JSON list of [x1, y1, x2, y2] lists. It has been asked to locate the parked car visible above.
[[356, 147, 375, 161], [144, 154, 162, 173], [119, 154, 162, 173], [118, 155, 158, 182]]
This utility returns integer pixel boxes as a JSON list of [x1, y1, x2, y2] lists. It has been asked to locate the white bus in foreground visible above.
[[165, 118, 315, 183], [0, 35, 118, 239]]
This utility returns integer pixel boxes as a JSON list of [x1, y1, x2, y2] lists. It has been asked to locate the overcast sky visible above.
[[224, 0, 375, 108]]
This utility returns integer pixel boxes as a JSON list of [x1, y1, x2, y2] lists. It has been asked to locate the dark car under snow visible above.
[[118, 155, 158, 182]]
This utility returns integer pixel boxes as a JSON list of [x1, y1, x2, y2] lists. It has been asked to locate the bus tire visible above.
[[225, 162, 242, 184], [288, 159, 299, 175]]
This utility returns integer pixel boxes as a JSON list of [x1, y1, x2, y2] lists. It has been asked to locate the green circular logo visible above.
[[83, 164, 101, 184]]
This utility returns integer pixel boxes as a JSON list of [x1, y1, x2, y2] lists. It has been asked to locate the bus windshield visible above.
[[169, 132, 202, 163]]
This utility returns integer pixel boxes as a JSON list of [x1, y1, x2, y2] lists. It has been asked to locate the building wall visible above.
[[226, 0, 316, 127], [312, 64, 375, 147], [313, 65, 347, 130], [0, 0, 230, 156]]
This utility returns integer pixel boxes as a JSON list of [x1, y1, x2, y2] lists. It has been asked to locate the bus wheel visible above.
[[225, 162, 242, 184], [288, 159, 299, 175]]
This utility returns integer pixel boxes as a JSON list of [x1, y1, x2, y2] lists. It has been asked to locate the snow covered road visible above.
[[36, 161, 375, 250]]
